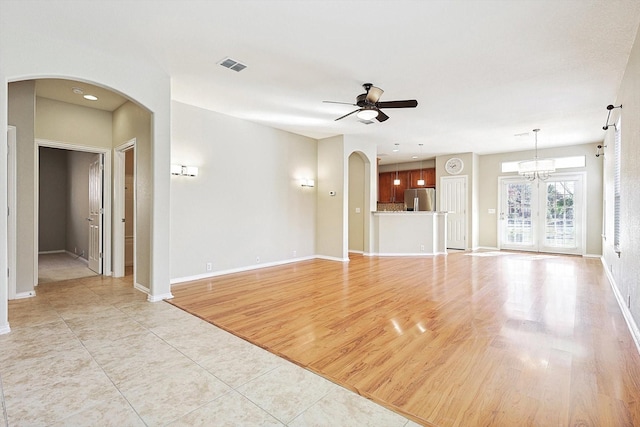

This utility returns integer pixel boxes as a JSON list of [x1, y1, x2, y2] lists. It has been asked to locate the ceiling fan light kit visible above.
[[324, 83, 418, 123], [356, 108, 378, 121]]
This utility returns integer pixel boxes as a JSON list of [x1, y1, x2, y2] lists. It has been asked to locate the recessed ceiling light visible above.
[[72, 87, 84, 95], [83, 94, 98, 101], [412, 155, 418, 159]]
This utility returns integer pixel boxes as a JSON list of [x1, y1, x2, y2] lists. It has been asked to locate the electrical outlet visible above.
[[74, 247, 77, 254], [256, 256, 260, 263], [420, 245, 425, 251], [292, 250, 297, 257], [206, 262, 212, 271]]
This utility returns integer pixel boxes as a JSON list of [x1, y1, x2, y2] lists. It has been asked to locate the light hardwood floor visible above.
[[170, 251, 640, 427]]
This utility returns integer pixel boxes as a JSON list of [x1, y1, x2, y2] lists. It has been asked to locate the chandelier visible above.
[[518, 129, 555, 181]]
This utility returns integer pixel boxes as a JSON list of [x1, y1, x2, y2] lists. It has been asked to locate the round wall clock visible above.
[[445, 157, 464, 175]]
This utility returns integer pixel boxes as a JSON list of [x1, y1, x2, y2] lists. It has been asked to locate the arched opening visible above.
[[347, 150, 372, 258], [7, 78, 152, 299]]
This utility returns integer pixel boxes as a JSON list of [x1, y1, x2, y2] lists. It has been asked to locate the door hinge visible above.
[[100, 208, 104, 214], [99, 252, 103, 259]]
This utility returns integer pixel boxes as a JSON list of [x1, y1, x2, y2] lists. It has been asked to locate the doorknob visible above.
[[86, 218, 93, 222]]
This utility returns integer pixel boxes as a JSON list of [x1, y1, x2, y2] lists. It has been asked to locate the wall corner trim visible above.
[[14, 291, 36, 299], [147, 293, 174, 302], [601, 257, 640, 355], [0, 324, 11, 335]]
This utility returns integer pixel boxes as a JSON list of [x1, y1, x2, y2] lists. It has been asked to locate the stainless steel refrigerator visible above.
[[404, 188, 435, 211]]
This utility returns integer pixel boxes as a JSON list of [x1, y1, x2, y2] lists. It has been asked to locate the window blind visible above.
[[614, 118, 621, 254]]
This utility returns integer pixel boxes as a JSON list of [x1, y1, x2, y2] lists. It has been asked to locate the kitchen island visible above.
[[372, 211, 447, 256]]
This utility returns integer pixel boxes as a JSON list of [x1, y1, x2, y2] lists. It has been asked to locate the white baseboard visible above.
[[371, 251, 446, 257], [583, 253, 602, 259], [14, 291, 36, 299], [475, 246, 499, 251], [147, 292, 174, 302], [170, 256, 317, 285], [315, 255, 350, 262], [0, 323, 10, 335], [38, 250, 65, 254], [601, 257, 640, 355], [348, 250, 364, 254]]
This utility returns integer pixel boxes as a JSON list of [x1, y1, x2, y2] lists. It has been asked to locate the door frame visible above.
[[497, 172, 587, 255], [113, 138, 136, 279], [7, 126, 16, 299], [35, 139, 112, 278]]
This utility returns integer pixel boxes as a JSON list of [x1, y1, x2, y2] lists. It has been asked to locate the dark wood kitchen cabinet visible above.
[[378, 168, 435, 202]]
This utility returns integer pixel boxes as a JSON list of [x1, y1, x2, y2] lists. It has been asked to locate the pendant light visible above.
[[518, 129, 555, 181], [417, 143, 425, 186]]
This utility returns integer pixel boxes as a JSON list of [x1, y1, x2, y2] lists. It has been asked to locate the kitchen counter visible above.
[[371, 211, 447, 255]]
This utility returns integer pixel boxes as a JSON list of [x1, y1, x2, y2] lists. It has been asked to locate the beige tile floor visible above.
[[0, 273, 421, 426]]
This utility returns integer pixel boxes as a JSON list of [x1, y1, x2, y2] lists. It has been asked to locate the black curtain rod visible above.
[[603, 104, 622, 130]]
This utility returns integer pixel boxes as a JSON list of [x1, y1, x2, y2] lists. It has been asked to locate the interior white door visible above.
[[499, 174, 585, 255], [440, 176, 467, 249], [88, 157, 103, 274]]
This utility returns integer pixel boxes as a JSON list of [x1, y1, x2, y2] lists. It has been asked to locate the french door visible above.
[[498, 173, 585, 255]]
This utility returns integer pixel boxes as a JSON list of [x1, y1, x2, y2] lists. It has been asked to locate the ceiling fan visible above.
[[324, 83, 418, 122]]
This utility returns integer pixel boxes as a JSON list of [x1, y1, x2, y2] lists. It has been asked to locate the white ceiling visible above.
[[6, 1, 640, 164]]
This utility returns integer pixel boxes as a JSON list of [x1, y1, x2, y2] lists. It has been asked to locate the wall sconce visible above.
[[300, 178, 315, 187], [171, 164, 199, 177]]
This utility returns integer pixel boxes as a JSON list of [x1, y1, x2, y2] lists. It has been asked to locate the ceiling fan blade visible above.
[[323, 100, 357, 106], [334, 109, 361, 121], [365, 86, 384, 103], [376, 100, 418, 109], [376, 110, 390, 122]]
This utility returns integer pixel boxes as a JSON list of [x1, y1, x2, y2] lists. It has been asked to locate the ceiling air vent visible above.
[[219, 57, 247, 72]]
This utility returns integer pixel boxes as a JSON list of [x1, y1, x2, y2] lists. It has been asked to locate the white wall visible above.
[[316, 135, 346, 260], [36, 97, 112, 147], [603, 23, 640, 343], [169, 101, 317, 282]]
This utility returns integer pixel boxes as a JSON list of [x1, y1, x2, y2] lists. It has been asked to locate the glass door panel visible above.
[[501, 181, 535, 250], [539, 176, 582, 254]]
